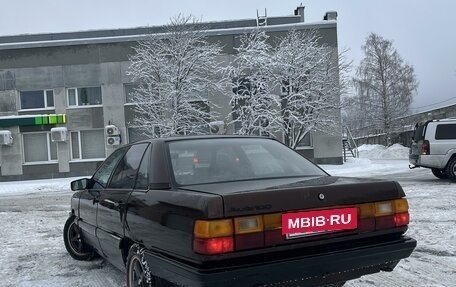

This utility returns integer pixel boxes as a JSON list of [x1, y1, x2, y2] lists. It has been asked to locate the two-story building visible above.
[[0, 6, 342, 181]]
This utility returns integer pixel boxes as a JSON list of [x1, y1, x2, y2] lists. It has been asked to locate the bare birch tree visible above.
[[353, 33, 418, 145], [127, 15, 227, 138], [228, 29, 279, 136], [271, 29, 341, 149]]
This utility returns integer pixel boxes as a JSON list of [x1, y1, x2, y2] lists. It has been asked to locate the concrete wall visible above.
[[353, 104, 456, 147]]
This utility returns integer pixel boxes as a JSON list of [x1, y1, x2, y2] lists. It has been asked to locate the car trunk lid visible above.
[[180, 176, 404, 217]]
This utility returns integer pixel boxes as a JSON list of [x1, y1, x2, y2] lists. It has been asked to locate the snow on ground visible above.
[[357, 143, 409, 160], [0, 144, 455, 286], [0, 177, 80, 197]]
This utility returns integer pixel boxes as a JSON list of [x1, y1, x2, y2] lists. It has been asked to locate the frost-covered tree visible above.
[[353, 33, 418, 145], [228, 29, 278, 136], [271, 29, 341, 149], [127, 15, 227, 137]]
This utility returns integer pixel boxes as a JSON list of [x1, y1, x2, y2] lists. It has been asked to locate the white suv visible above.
[[409, 118, 456, 180]]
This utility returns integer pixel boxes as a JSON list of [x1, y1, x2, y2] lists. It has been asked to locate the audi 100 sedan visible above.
[[64, 136, 416, 287]]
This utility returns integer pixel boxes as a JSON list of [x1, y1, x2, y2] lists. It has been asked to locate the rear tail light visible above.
[[421, 140, 430, 155], [375, 201, 394, 216], [193, 237, 234, 254], [394, 198, 409, 213], [193, 198, 411, 255], [394, 212, 410, 227], [194, 219, 233, 238], [234, 216, 263, 234]]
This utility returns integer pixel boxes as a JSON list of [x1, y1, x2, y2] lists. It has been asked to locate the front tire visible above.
[[63, 216, 94, 260], [445, 157, 456, 181], [431, 168, 448, 179]]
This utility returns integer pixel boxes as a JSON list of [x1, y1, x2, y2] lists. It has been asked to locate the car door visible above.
[[432, 123, 456, 166], [78, 147, 128, 253], [96, 143, 149, 270]]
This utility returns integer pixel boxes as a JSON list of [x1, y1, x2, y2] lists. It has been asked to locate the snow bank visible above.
[[357, 143, 409, 159], [321, 144, 410, 177]]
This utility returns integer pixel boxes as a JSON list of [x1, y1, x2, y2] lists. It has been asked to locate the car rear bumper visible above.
[[409, 154, 446, 169], [144, 236, 417, 287]]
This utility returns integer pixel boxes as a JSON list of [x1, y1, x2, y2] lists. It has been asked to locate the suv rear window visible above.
[[435, 124, 456, 140], [413, 124, 426, 141]]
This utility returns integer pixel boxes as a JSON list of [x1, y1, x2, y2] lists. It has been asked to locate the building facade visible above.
[[0, 6, 342, 181]]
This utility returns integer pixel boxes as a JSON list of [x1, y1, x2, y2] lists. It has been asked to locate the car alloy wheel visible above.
[[130, 256, 147, 287], [63, 216, 94, 260], [127, 245, 152, 287]]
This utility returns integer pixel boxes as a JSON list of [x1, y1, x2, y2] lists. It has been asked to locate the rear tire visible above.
[[63, 216, 95, 260], [126, 244, 175, 287], [431, 168, 448, 179], [445, 157, 456, 181], [320, 282, 345, 287]]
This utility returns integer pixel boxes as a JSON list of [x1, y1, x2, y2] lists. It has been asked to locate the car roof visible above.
[[132, 135, 273, 145], [432, 118, 456, 122]]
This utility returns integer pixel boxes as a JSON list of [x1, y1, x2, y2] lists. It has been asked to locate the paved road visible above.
[[0, 167, 454, 287]]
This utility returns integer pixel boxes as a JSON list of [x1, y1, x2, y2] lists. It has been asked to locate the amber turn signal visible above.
[[194, 219, 233, 238]]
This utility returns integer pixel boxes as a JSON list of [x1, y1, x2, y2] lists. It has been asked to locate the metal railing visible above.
[[342, 126, 359, 162]]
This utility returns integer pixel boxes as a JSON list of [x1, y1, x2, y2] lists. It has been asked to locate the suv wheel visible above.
[[431, 168, 449, 179], [445, 157, 456, 181]]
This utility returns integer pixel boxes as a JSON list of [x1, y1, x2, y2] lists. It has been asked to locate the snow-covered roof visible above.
[[0, 21, 336, 51]]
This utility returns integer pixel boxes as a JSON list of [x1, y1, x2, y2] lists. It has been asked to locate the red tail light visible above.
[[421, 140, 430, 155], [394, 212, 410, 227], [235, 232, 264, 250], [375, 215, 396, 230], [193, 237, 234, 255]]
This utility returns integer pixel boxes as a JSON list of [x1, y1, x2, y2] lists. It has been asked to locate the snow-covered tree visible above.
[[228, 29, 278, 136], [353, 33, 418, 145], [271, 29, 342, 149], [127, 15, 227, 137]]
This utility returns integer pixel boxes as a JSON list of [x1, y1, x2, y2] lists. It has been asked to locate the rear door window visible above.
[[435, 124, 456, 140], [92, 147, 129, 188], [134, 144, 151, 190], [413, 124, 425, 141], [108, 143, 149, 189]]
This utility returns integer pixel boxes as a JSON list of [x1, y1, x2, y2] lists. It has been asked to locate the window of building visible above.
[[296, 133, 312, 147], [125, 83, 139, 104], [70, 129, 105, 160], [20, 90, 54, 110], [435, 124, 456, 140], [67, 87, 102, 107], [23, 133, 57, 163]]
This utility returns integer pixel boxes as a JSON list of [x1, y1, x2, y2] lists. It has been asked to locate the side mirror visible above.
[[71, 178, 90, 191]]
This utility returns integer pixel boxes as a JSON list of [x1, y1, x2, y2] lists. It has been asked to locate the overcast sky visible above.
[[1, 0, 455, 113]]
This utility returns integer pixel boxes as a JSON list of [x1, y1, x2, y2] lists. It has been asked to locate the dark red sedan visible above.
[[64, 136, 416, 287]]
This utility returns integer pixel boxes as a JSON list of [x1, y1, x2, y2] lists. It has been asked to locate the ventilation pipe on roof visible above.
[[324, 11, 338, 21], [294, 4, 305, 22]]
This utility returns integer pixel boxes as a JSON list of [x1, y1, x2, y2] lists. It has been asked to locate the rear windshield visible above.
[[168, 138, 327, 185], [413, 124, 426, 141]]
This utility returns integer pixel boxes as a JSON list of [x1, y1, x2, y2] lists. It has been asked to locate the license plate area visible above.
[[282, 207, 358, 239]]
